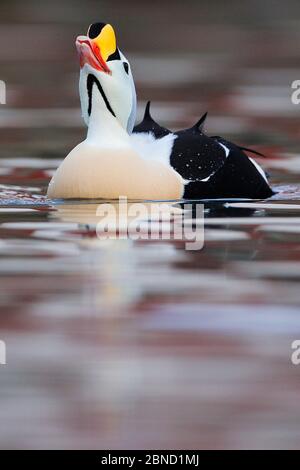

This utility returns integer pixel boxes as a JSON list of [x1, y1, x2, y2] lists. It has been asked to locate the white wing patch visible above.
[[218, 142, 230, 157], [198, 142, 229, 182], [130, 132, 177, 167], [249, 157, 269, 183]]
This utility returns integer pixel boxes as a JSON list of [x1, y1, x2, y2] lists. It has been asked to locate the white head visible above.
[[76, 22, 136, 134]]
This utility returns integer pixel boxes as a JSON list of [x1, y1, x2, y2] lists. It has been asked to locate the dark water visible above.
[[1, 0, 300, 450]]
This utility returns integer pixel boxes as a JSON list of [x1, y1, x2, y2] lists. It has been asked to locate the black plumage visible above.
[[133, 101, 170, 138], [133, 103, 274, 199]]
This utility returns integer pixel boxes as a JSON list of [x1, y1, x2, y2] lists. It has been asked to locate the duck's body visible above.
[[48, 114, 182, 200], [134, 103, 274, 200], [47, 23, 183, 201]]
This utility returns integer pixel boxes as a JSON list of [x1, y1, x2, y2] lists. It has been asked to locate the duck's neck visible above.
[[86, 100, 131, 149]]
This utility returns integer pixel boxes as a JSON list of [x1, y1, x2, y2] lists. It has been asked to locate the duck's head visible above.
[[76, 22, 136, 133]]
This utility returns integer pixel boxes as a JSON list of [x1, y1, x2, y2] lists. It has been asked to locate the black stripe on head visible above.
[[87, 74, 116, 118], [88, 22, 106, 39]]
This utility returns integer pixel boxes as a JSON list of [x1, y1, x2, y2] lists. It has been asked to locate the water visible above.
[[1, 0, 300, 450]]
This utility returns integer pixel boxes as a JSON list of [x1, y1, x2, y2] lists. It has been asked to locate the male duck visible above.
[[47, 23, 183, 200], [48, 22, 273, 201]]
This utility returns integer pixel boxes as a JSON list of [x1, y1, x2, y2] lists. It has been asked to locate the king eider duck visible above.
[[47, 23, 183, 200], [134, 103, 274, 200]]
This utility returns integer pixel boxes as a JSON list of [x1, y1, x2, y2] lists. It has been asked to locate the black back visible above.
[[184, 137, 274, 199], [170, 114, 227, 182], [133, 103, 274, 199]]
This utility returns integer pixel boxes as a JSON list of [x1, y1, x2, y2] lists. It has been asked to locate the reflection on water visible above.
[[1, 0, 300, 450]]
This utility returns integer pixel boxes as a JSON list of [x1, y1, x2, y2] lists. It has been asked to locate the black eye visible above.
[[123, 62, 129, 74]]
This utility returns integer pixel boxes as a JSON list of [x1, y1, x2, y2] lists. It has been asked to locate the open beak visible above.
[[76, 24, 117, 74], [76, 36, 111, 73]]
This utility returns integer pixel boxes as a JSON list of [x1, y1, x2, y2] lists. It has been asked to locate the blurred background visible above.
[[0, 0, 300, 450], [2, 0, 300, 163]]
